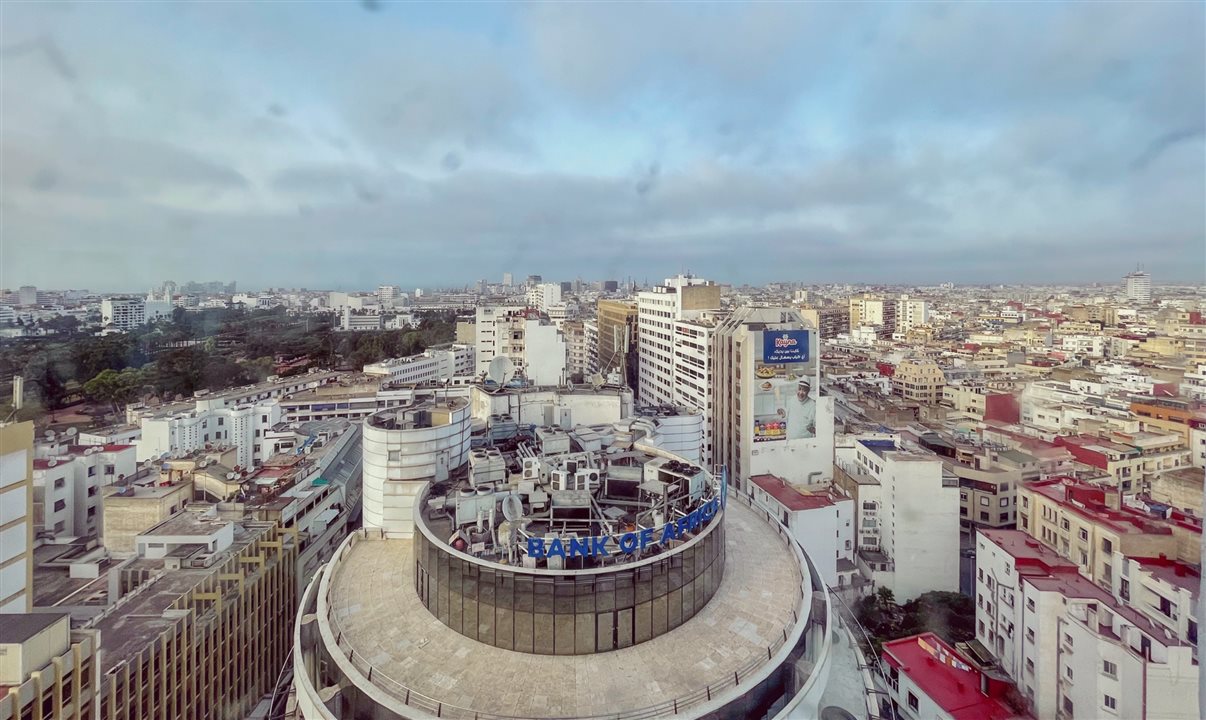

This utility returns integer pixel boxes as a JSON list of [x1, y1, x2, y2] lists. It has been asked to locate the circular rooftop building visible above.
[[294, 408, 833, 720]]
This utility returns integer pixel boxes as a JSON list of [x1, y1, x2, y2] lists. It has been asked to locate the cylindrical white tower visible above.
[[362, 398, 472, 537]]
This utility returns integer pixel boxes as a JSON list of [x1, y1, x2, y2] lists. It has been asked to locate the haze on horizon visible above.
[[2, 2, 1203, 292]]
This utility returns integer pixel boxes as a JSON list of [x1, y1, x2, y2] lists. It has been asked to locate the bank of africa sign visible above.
[[526, 497, 722, 560]]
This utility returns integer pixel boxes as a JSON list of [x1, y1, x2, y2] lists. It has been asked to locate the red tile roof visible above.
[[881, 633, 1018, 720], [750, 474, 836, 511], [978, 529, 1079, 576]]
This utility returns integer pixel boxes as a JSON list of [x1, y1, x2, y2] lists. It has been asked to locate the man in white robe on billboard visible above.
[[778, 377, 816, 440]]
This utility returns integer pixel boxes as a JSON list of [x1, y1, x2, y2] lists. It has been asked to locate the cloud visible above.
[[0, 2, 1202, 290]]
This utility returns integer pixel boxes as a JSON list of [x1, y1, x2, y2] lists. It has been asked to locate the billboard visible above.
[[752, 329, 818, 442], [762, 330, 811, 364]]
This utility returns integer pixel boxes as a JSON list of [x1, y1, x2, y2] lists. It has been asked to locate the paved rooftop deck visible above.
[[327, 500, 805, 718]]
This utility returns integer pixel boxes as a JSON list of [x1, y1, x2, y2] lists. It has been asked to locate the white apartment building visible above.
[[362, 346, 476, 385], [474, 305, 524, 377], [751, 474, 854, 588], [377, 285, 403, 307], [32, 443, 136, 540], [1125, 270, 1152, 304], [563, 320, 590, 380], [0, 422, 34, 613], [474, 307, 567, 386], [137, 398, 283, 468], [1190, 425, 1206, 468], [525, 283, 562, 311], [340, 309, 384, 331], [582, 319, 600, 377], [895, 295, 929, 333], [100, 297, 145, 330], [836, 436, 959, 601], [636, 276, 720, 407], [974, 528, 1200, 720]]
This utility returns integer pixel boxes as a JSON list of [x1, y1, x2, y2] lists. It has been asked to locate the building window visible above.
[[979, 619, 985, 634], [1104, 695, 1116, 712], [1061, 518, 1070, 530], [1102, 538, 1113, 554], [86, 507, 96, 518], [999, 512, 1009, 522], [1064, 633, 1074, 648], [53, 499, 66, 512], [1026, 627, 1035, 643], [1021, 496, 1028, 509], [87, 466, 96, 477], [980, 511, 989, 521], [980, 497, 990, 507], [218, 417, 224, 426], [53, 478, 65, 489], [907, 692, 919, 712], [1079, 528, 1088, 541], [999, 497, 1009, 507], [87, 487, 97, 497], [1026, 658, 1035, 674], [104, 464, 115, 475], [1103, 660, 1117, 678], [1065, 665, 1073, 680]]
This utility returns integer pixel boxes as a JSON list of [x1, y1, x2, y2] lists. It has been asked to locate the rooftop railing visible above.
[[314, 486, 830, 720]]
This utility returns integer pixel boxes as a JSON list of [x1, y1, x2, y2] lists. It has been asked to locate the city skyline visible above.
[[3, 2, 1203, 291]]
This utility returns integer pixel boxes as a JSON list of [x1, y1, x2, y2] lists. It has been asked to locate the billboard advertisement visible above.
[[752, 329, 818, 443], [762, 330, 811, 364]]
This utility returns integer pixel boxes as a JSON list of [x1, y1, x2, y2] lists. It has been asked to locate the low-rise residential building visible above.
[[881, 632, 1017, 720], [362, 345, 475, 385], [1017, 477, 1199, 586], [750, 474, 855, 588], [31, 444, 135, 541], [892, 357, 945, 404], [974, 528, 1200, 720], [834, 436, 959, 601], [136, 397, 282, 468]]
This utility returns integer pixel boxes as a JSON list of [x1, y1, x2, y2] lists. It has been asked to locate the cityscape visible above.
[[0, 271, 1203, 720], [2, 3, 1204, 720]]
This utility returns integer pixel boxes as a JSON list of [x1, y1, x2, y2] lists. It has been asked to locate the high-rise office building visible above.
[[502, 272, 513, 287], [711, 307, 834, 491], [1124, 269, 1152, 304], [16, 286, 36, 306], [636, 276, 722, 462], [596, 299, 638, 393], [0, 421, 34, 613]]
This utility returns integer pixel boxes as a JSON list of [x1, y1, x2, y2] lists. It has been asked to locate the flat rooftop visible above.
[[327, 499, 804, 718]]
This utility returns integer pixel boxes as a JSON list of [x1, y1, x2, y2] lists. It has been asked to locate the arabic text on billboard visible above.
[[762, 330, 810, 364]]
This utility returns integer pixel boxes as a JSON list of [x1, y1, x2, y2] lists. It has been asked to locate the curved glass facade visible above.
[[413, 517, 726, 654]]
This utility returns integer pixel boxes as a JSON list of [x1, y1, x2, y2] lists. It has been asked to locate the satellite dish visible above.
[[65, 428, 77, 438], [47, 458, 57, 467], [590, 373, 605, 390], [487, 356, 516, 386], [501, 493, 524, 523], [45, 430, 56, 440]]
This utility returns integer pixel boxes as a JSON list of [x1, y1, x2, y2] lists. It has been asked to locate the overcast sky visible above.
[[2, 2, 1203, 292]]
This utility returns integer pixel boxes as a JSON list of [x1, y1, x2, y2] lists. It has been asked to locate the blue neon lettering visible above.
[[592, 536, 610, 556], [638, 527, 655, 549], [527, 537, 545, 558], [569, 537, 590, 558], [659, 522, 680, 544], [546, 538, 566, 559], [619, 532, 638, 553]]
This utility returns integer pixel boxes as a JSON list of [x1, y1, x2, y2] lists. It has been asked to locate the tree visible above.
[[23, 356, 68, 410], [40, 315, 80, 335], [83, 368, 147, 414]]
